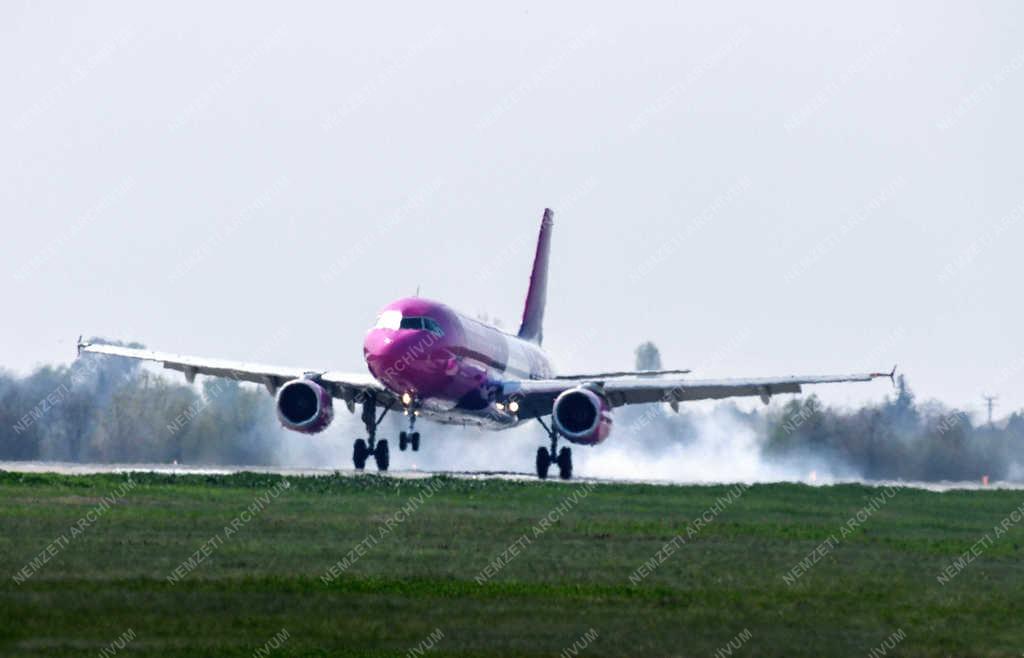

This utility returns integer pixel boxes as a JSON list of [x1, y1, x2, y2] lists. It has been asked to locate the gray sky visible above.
[[2, 1, 1022, 417]]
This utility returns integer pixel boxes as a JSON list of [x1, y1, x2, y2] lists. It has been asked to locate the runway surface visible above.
[[1, 460, 1020, 492]]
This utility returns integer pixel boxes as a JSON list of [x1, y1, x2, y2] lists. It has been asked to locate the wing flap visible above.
[[552, 368, 692, 381]]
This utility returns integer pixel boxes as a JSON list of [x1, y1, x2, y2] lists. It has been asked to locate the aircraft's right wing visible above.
[[77, 340, 392, 406], [505, 369, 895, 419]]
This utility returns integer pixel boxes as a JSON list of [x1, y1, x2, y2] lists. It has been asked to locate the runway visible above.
[[2, 460, 1020, 492]]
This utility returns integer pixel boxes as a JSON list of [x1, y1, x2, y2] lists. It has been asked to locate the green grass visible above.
[[1, 471, 1023, 656]]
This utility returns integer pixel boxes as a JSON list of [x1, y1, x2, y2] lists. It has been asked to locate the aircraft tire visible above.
[[536, 447, 551, 480], [411, 432, 420, 451], [557, 447, 573, 480], [375, 440, 390, 472], [353, 439, 369, 470]]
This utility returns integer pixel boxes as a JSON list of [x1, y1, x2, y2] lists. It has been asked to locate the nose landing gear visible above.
[[535, 417, 572, 480], [353, 394, 392, 472], [399, 431, 420, 451]]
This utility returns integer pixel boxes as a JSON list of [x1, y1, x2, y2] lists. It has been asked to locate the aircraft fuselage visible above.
[[363, 297, 553, 427]]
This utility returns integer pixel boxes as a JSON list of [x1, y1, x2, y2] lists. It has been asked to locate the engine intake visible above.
[[552, 386, 612, 445], [276, 378, 334, 434]]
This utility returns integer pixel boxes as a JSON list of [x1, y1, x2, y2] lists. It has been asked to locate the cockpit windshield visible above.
[[399, 317, 424, 330], [375, 311, 443, 337]]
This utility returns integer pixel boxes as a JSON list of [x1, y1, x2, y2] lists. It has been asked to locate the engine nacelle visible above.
[[275, 378, 334, 434], [552, 386, 612, 445]]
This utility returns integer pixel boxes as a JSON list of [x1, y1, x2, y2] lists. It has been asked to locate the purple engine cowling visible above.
[[275, 379, 334, 434], [552, 385, 612, 445]]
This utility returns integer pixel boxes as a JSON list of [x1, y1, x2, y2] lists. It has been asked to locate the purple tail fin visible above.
[[518, 208, 553, 344]]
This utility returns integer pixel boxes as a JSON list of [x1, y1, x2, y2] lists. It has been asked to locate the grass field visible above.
[[1, 471, 1023, 657]]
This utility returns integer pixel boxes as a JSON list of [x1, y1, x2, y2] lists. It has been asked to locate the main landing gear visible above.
[[353, 395, 392, 472], [535, 417, 572, 480]]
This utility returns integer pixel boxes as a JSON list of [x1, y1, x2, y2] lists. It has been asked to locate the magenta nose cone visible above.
[[363, 330, 393, 377], [364, 328, 453, 397]]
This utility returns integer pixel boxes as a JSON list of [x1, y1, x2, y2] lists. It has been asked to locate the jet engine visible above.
[[275, 378, 334, 434], [552, 385, 612, 445]]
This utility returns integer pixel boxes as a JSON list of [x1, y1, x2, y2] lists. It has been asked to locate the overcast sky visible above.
[[2, 1, 1022, 417]]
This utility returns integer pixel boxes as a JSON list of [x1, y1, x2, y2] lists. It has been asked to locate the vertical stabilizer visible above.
[[517, 208, 553, 344]]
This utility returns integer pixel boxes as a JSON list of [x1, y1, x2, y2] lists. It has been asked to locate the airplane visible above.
[[77, 209, 895, 479]]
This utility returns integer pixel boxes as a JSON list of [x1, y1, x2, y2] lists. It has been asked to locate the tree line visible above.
[[1, 342, 282, 465]]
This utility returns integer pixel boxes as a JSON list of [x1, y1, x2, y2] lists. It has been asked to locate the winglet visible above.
[[76, 335, 86, 357], [870, 364, 898, 387]]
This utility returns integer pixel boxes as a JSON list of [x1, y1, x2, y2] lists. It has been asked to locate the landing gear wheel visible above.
[[399, 432, 408, 451], [557, 447, 573, 480], [535, 447, 551, 480], [353, 439, 369, 471], [375, 440, 390, 472], [411, 432, 420, 452]]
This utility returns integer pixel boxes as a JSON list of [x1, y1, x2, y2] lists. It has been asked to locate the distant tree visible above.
[[635, 341, 662, 371], [87, 372, 182, 462], [1005, 412, 1024, 439], [887, 374, 920, 433], [185, 378, 280, 465]]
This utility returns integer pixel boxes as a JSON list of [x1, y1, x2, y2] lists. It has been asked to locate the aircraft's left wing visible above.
[[77, 340, 390, 405], [505, 369, 895, 419]]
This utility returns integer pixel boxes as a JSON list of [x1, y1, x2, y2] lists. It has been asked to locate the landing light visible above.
[[508, 400, 520, 413], [495, 402, 505, 411], [402, 392, 413, 406]]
